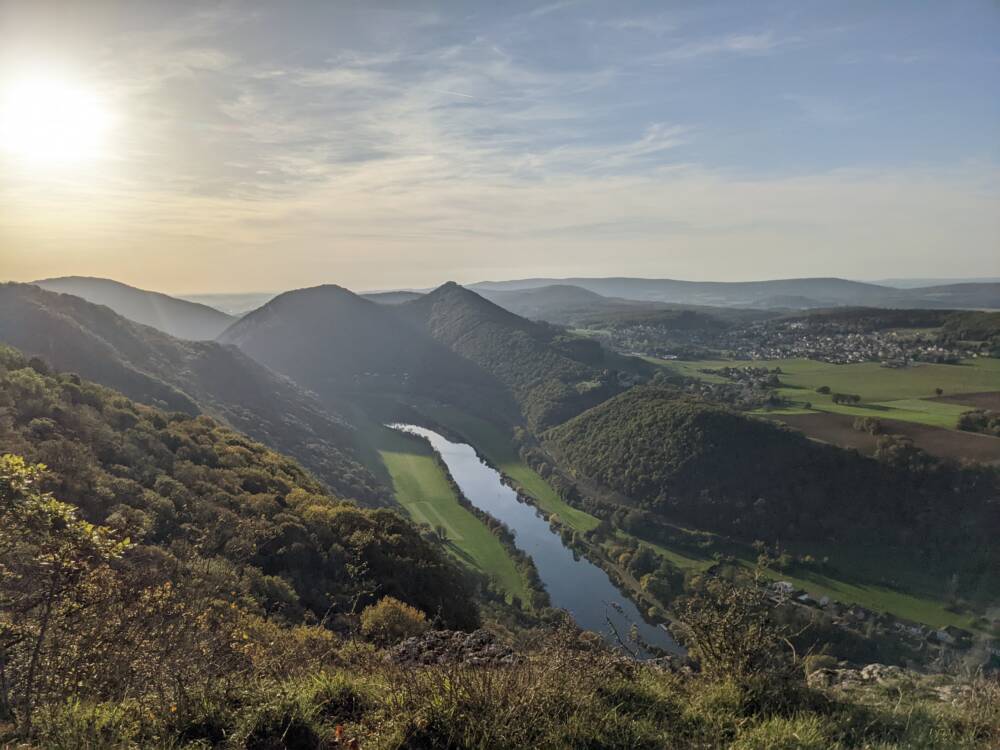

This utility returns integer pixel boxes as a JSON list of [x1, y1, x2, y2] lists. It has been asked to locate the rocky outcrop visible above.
[[386, 629, 522, 667], [808, 663, 906, 688], [807, 663, 976, 705]]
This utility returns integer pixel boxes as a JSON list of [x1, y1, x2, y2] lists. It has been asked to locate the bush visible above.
[[360, 596, 429, 645], [803, 654, 838, 675], [852, 416, 883, 435]]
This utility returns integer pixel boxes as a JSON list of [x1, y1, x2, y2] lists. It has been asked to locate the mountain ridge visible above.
[[0, 283, 385, 503], [402, 282, 644, 430], [468, 276, 1000, 309], [218, 283, 516, 423], [34, 276, 237, 340]]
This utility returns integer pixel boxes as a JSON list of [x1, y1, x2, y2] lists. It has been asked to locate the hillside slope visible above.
[[218, 284, 515, 421], [0, 344, 477, 627], [34, 276, 236, 339], [403, 283, 642, 431], [0, 283, 383, 502], [544, 386, 999, 561]]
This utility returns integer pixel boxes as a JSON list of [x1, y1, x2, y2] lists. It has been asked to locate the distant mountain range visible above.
[[874, 277, 1000, 289], [34, 276, 236, 339], [45, 276, 997, 335], [468, 277, 1000, 310]]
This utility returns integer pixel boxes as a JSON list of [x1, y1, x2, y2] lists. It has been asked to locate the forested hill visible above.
[[544, 385, 999, 561], [0, 345, 478, 628], [33, 276, 236, 340], [403, 282, 645, 431], [218, 283, 516, 420], [0, 283, 383, 503]]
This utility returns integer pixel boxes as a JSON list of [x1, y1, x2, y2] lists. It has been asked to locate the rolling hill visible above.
[[34, 276, 237, 339], [0, 283, 384, 503], [402, 283, 647, 431], [543, 385, 999, 560], [470, 277, 1000, 310], [479, 283, 780, 329], [476, 284, 655, 324], [218, 284, 515, 421]]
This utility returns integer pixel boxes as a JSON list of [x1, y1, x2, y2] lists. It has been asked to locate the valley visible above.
[[2, 273, 998, 747], [5, 4, 998, 743], [4, 276, 997, 651]]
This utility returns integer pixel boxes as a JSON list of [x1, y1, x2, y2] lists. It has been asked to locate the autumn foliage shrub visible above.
[[360, 597, 430, 645]]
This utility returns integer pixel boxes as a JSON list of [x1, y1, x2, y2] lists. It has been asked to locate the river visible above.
[[390, 424, 680, 656]]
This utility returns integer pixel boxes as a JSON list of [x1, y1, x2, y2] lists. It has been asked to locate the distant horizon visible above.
[[9, 271, 1000, 299]]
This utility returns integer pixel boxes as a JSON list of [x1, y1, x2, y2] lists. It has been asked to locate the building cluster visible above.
[[767, 580, 976, 653], [601, 318, 983, 366], [713, 326, 975, 365]]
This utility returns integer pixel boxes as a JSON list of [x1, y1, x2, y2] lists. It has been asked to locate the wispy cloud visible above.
[[650, 31, 789, 62], [2, 0, 996, 291], [525, 1, 584, 20]]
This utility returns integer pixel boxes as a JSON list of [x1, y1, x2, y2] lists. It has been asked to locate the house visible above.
[[772, 581, 795, 596]]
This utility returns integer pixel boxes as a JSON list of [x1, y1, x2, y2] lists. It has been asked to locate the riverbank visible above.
[[392, 424, 680, 655]]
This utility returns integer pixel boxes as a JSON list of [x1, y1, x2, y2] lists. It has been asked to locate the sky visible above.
[[0, 0, 998, 294]]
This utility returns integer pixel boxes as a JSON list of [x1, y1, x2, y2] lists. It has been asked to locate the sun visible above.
[[0, 72, 113, 166]]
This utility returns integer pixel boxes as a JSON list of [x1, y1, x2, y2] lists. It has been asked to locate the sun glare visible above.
[[0, 72, 113, 166]]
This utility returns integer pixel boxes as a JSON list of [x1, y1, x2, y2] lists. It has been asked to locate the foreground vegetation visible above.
[[0, 346, 479, 632], [3, 565, 997, 749]]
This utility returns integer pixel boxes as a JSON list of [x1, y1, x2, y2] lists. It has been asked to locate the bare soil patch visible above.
[[929, 391, 1000, 411], [770, 411, 1000, 464]]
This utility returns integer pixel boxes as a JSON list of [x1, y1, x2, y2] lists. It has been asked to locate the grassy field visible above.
[[651, 357, 1000, 428], [415, 404, 601, 532], [345, 406, 531, 602]]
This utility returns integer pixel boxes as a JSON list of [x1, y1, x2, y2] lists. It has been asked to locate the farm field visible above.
[[772, 411, 1000, 463], [415, 403, 601, 532], [346, 405, 532, 603], [933, 391, 1000, 410], [652, 356, 1000, 430]]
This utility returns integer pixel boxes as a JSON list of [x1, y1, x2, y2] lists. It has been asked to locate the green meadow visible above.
[[651, 357, 1000, 428], [346, 406, 531, 603]]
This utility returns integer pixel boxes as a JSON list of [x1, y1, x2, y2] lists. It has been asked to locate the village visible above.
[[763, 580, 998, 669], [603, 317, 984, 365]]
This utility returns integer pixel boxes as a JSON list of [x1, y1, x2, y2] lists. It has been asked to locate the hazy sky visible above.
[[1, 0, 998, 293]]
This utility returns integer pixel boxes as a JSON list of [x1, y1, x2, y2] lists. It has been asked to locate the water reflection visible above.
[[390, 424, 680, 656]]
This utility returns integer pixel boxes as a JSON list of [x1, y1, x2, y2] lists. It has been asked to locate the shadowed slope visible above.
[[0, 283, 384, 503], [34, 276, 237, 340], [403, 283, 639, 431], [219, 284, 515, 421]]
